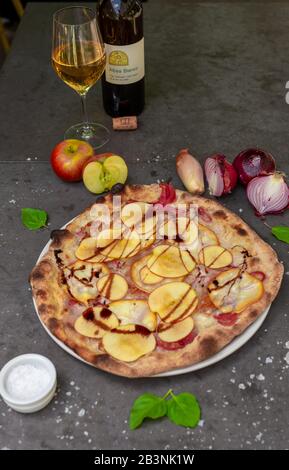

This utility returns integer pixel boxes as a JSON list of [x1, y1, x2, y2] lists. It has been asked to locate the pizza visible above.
[[30, 183, 283, 377]]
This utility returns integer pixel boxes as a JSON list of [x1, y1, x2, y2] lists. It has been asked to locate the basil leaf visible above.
[[272, 226, 289, 244], [167, 392, 201, 428], [129, 393, 167, 430], [21, 208, 48, 230]]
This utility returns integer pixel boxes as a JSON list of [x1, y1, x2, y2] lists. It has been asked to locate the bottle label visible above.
[[104, 38, 144, 85]]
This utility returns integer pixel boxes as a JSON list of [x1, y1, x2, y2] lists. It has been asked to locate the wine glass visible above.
[[52, 6, 109, 149]]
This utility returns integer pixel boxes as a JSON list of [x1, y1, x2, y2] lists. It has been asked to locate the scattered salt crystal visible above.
[[285, 341, 289, 349], [78, 408, 85, 417], [198, 420, 205, 427], [238, 383, 246, 390], [70, 381, 75, 386], [265, 357, 273, 364], [257, 374, 265, 381], [6, 364, 50, 400], [9, 199, 16, 204], [250, 374, 255, 379], [66, 391, 72, 396]]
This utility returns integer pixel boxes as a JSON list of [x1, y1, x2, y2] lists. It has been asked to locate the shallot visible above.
[[246, 173, 289, 216], [204, 154, 238, 196], [176, 149, 204, 194]]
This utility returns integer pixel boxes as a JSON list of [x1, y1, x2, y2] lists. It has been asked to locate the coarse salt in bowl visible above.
[[0, 354, 57, 413]]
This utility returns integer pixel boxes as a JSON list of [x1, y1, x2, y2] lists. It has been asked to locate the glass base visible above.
[[64, 122, 110, 150]]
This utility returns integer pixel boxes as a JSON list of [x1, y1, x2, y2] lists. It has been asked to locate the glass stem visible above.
[[80, 93, 89, 130]]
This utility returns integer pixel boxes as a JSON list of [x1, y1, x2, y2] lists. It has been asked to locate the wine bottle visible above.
[[97, 0, 145, 117]]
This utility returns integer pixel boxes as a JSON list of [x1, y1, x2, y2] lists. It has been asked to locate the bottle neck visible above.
[[98, 0, 143, 45], [99, 0, 142, 20]]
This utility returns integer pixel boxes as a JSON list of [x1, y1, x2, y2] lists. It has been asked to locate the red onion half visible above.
[[204, 154, 238, 196], [247, 173, 289, 216], [233, 148, 276, 185]]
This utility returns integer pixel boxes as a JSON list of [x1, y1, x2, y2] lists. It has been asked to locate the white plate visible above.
[[33, 219, 270, 377]]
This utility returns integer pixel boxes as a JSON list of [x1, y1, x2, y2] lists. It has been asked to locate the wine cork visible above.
[[112, 116, 138, 130]]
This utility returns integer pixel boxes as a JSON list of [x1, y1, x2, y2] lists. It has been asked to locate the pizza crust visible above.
[[30, 184, 283, 377]]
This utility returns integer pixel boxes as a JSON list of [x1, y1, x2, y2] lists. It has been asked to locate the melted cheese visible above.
[[193, 313, 216, 333]]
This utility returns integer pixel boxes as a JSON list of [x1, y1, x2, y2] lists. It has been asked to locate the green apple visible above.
[[82, 154, 128, 194]]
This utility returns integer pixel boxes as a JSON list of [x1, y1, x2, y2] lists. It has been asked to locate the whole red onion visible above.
[[246, 173, 289, 216], [233, 148, 276, 185], [204, 154, 238, 196]]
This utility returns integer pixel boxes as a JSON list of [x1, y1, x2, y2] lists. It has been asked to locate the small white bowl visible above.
[[0, 354, 57, 413]]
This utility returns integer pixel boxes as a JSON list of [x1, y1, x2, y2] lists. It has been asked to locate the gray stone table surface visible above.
[[1, 0, 289, 450]]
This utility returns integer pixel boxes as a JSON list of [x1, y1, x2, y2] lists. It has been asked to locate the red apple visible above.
[[50, 139, 94, 182]]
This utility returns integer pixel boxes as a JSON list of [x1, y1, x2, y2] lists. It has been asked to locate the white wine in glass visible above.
[[52, 6, 109, 149]]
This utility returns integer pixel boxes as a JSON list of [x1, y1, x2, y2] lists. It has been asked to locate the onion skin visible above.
[[154, 183, 176, 205], [176, 149, 204, 195], [204, 154, 238, 196], [233, 148, 276, 186], [246, 173, 289, 216]]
